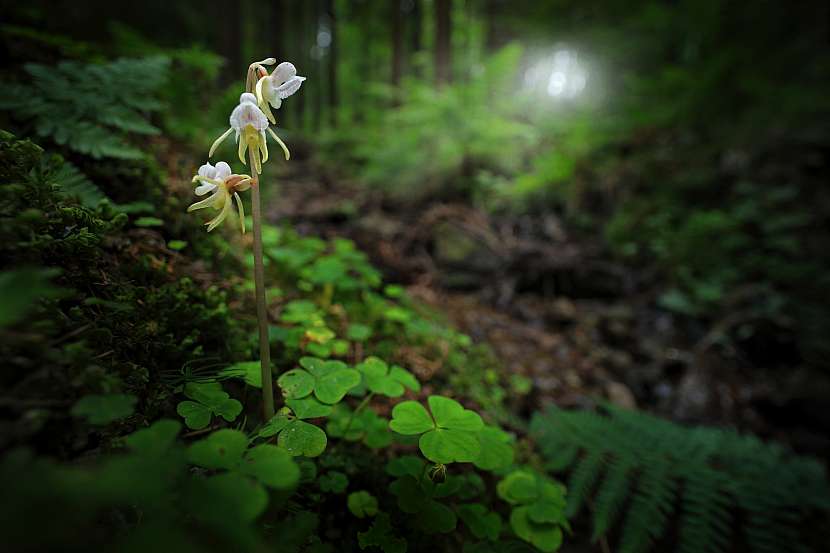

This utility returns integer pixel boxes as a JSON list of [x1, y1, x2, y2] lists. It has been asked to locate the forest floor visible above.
[[223, 146, 830, 460]]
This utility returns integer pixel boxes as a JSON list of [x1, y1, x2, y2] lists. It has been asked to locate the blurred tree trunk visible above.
[[218, 1, 242, 84], [326, 0, 338, 127], [410, 0, 422, 77], [312, 0, 323, 132], [391, 0, 403, 88], [435, 0, 452, 85]]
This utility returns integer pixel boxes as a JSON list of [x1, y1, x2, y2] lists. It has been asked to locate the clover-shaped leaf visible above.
[[188, 430, 299, 490], [278, 419, 327, 457], [125, 419, 181, 457], [347, 323, 372, 342], [278, 369, 315, 399], [497, 470, 540, 504], [176, 382, 242, 429], [237, 444, 300, 489], [319, 471, 349, 493], [357, 357, 420, 397], [188, 429, 248, 469], [498, 470, 568, 552], [185, 472, 269, 524], [71, 393, 137, 425], [286, 396, 333, 419], [458, 503, 502, 541], [510, 507, 563, 553], [277, 357, 361, 405], [327, 404, 392, 448], [347, 490, 379, 518], [258, 412, 293, 438], [389, 395, 483, 463], [473, 425, 515, 471]]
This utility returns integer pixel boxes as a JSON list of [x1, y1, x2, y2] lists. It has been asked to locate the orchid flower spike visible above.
[[254, 61, 306, 124], [187, 161, 252, 233], [208, 93, 291, 174]]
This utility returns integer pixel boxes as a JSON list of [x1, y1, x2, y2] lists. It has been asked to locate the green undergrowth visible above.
[[1, 130, 553, 552]]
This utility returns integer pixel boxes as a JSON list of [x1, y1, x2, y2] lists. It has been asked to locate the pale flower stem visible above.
[[249, 149, 275, 421]]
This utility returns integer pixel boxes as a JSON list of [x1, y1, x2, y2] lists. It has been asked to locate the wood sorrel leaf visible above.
[[125, 419, 181, 457], [389, 365, 420, 392], [457, 503, 502, 541], [510, 506, 563, 553], [313, 366, 361, 404], [188, 429, 248, 470], [286, 396, 333, 419], [427, 396, 483, 431], [176, 400, 212, 430], [357, 356, 405, 397], [215, 397, 243, 422], [259, 412, 293, 438], [319, 471, 349, 493], [238, 444, 300, 489], [497, 470, 542, 505], [347, 490, 379, 518], [473, 426, 515, 471], [278, 368, 315, 399], [71, 393, 137, 425], [278, 419, 327, 457], [419, 428, 481, 464], [389, 401, 434, 434], [186, 472, 268, 524]]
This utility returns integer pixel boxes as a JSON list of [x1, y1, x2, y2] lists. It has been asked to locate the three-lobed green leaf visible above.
[[389, 395, 484, 463]]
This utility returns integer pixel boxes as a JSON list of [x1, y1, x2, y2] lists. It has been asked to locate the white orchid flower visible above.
[[187, 161, 252, 233], [208, 93, 290, 175], [254, 61, 306, 124]]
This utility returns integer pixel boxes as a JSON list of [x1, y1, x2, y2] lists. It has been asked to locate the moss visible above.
[[0, 131, 251, 457]]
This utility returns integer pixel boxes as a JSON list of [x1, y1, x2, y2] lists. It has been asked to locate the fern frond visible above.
[[531, 406, 830, 553], [591, 457, 634, 542], [565, 449, 604, 519], [619, 459, 678, 553], [0, 57, 169, 160]]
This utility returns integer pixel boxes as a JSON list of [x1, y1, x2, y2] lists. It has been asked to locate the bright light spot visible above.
[[525, 47, 590, 101], [317, 29, 332, 48]]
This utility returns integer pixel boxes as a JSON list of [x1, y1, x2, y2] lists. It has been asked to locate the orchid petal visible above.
[[187, 189, 223, 212], [198, 162, 216, 179], [275, 76, 305, 99], [238, 135, 248, 165], [272, 62, 297, 85], [268, 127, 291, 161], [259, 131, 269, 163], [214, 161, 232, 180], [195, 182, 218, 196], [206, 196, 233, 232], [209, 128, 233, 158], [234, 192, 246, 234]]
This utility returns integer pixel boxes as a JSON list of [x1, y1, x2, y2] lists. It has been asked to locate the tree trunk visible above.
[[326, 0, 338, 127], [435, 0, 452, 86], [410, 0, 422, 77], [391, 0, 403, 89]]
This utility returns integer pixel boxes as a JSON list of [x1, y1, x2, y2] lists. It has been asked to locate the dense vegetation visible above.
[[1, 1, 828, 552]]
